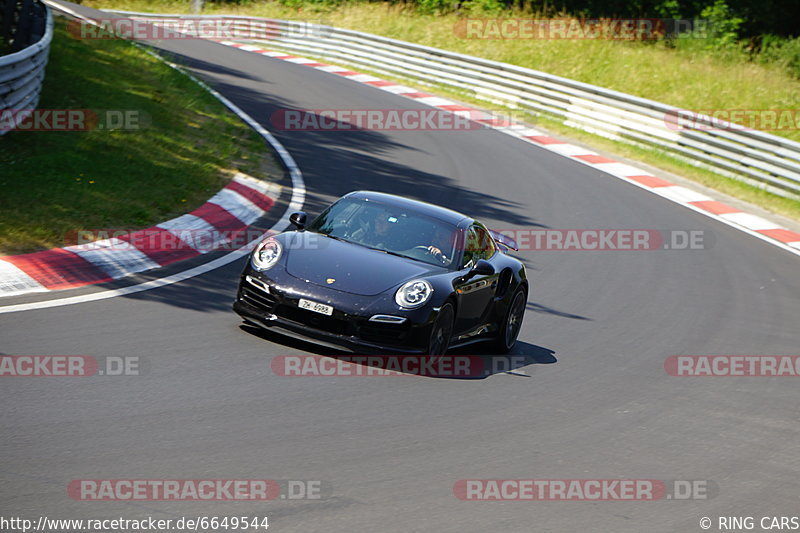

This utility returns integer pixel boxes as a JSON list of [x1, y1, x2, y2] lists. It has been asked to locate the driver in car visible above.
[[425, 226, 456, 265]]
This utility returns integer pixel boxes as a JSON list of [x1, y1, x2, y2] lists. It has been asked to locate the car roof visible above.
[[344, 191, 471, 226]]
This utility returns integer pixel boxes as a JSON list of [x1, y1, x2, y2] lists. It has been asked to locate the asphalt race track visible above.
[[2, 4, 799, 531]]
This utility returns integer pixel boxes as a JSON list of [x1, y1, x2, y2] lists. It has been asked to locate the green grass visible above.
[[0, 20, 278, 254]]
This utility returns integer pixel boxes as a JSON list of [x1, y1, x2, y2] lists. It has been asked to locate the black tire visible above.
[[427, 303, 455, 357], [494, 288, 526, 353]]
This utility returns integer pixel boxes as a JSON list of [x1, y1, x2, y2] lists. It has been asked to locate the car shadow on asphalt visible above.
[[240, 323, 556, 380]]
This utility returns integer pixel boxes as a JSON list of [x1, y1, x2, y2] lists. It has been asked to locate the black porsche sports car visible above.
[[233, 191, 528, 355]]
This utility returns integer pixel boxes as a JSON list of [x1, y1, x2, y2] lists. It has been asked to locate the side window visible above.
[[461, 226, 496, 268], [475, 227, 496, 260], [462, 227, 480, 269]]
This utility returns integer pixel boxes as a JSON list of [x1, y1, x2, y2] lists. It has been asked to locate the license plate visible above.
[[298, 298, 333, 316]]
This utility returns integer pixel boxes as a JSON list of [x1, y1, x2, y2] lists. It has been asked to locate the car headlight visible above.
[[252, 238, 282, 270], [395, 279, 433, 309]]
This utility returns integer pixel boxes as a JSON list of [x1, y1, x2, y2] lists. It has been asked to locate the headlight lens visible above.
[[395, 279, 433, 309], [252, 238, 282, 270]]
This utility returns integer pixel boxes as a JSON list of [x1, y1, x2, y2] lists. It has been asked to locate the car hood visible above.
[[283, 232, 442, 295]]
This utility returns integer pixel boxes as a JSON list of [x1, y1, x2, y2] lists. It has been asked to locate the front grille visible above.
[[274, 304, 351, 336], [358, 322, 409, 345], [240, 285, 276, 313]]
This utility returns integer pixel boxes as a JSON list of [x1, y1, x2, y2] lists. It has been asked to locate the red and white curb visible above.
[[218, 40, 800, 257], [0, 174, 279, 297]]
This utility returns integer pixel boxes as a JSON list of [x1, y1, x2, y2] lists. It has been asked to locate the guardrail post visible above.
[[0, 0, 51, 135], [0, 0, 20, 47], [13, 0, 35, 50]]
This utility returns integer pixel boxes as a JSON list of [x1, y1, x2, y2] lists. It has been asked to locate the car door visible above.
[[453, 224, 499, 334]]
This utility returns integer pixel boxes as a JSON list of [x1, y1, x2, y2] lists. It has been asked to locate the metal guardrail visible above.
[[0, 0, 52, 135], [109, 11, 800, 198]]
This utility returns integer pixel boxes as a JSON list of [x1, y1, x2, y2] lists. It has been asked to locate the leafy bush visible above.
[[700, 0, 744, 49], [460, 0, 505, 14], [758, 34, 800, 78], [415, 0, 455, 15]]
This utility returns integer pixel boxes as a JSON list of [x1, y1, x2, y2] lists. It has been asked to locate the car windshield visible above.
[[306, 197, 461, 268]]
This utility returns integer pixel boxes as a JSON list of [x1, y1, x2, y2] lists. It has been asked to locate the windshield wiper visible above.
[[363, 246, 430, 263], [322, 233, 350, 243]]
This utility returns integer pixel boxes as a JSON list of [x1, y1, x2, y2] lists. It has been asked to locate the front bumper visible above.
[[233, 267, 435, 354]]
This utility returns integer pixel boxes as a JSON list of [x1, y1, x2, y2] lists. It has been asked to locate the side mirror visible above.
[[488, 229, 518, 251], [289, 211, 307, 230], [462, 259, 494, 281]]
